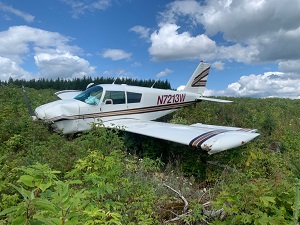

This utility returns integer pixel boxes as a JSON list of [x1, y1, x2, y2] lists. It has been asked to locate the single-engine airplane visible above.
[[26, 61, 259, 154]]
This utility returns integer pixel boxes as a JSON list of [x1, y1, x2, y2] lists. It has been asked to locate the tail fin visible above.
[[184, 61, 210, 94]]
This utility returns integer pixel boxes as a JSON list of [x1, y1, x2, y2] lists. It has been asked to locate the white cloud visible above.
[[0, 56, 32, 80], [0, 26, 95, 80], [207, 71, 300, 99], [211, 61, 224, 70], [216, 44, 259, 64], [101, 49, 132, 61], [148, 23, 258, 63], [149, 23, 216, 61], [148, 0, 300, 72], [0, 26, 79, 64], [0, 2, 35, 23], [34, 51, 96, 79], [202, 0, 300, 42], [130, 26, 151, 40], [279, 60, 300, 73], [159, 0, 203, 25], [177, 85, 185, 91], [156, 68, 173, 78], [62, 0, 113, 18]]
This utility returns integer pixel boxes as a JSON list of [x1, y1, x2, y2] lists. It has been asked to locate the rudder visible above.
[[184, 61, 210, 94]]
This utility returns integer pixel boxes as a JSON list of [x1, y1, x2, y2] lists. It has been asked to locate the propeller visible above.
[[22, 86, 37, 120]]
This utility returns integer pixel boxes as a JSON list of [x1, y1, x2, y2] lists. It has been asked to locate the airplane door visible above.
[[100, 90, 127, 120]]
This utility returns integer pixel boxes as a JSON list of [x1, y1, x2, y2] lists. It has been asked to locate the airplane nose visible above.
[[202, 131, 260, 154], [34, 100, 79, 121], [35, 106, 46, 119]]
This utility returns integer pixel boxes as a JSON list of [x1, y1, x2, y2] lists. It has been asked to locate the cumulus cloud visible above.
[[101, 49, 132, 61], [177, 85, 185, 91], [206, 71, 300, 99], [0, 56, 32, 80], [0, 26, 95, 80], [146, 0, 300, 99], [148, 23, 259, 63], [136, 0, 300, 75], [156, 68, 173, 78], [0, 26, 79, 63], [202, 0, 300, 42], [0, 2, 35, 22], [34, 51, 96, 79], [149, 23, 216, 61], [159, 0, 203, 25], [130, 26, 151, 40], [211, 61, 224, 71], [279, 60, 300, 73]]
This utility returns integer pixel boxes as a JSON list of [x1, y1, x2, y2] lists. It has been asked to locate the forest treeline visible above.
[[1, 76, 171, 90], [0, 85, 299, 224]]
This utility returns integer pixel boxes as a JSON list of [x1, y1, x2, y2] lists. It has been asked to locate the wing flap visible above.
[[103, 119, 259, 154]]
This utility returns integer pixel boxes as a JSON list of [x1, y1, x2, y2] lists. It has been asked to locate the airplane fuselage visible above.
[[35, 84, 200, 134]]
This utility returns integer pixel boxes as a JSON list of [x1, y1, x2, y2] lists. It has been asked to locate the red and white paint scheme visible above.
[[33, 62, 259, 154]]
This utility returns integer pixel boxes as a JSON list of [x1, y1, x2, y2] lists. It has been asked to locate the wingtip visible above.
[[203, 132, 260, 154]]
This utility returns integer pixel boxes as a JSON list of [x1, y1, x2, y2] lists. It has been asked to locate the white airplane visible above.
[[30, 61, 259, 154]]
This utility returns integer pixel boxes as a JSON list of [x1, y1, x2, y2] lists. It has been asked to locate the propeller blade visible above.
[[22, 86, 37, 120]]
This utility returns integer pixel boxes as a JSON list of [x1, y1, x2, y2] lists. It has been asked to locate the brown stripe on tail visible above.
[[191, 67, 210, 87]]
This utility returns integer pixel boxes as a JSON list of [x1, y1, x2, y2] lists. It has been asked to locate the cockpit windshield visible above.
[[74, 86, 103, 105]]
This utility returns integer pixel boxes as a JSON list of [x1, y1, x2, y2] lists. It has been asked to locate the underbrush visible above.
[[0, 85, 299, 224]]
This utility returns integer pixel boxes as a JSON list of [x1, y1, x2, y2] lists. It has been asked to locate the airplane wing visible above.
[[55, 90, 82, 100], [197, 97, 232, 103], [102, 119, 259, 154]]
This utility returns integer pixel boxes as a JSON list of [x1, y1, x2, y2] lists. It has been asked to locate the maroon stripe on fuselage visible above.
[[51, 101, 195, 122]]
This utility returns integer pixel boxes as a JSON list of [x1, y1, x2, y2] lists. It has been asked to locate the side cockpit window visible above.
[[103, 91, 125, 105], [74, 86, 103, 105], [127, 92, 142, 103]]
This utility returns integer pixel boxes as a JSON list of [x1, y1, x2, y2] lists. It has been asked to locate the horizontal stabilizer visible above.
[[198, 97, 232, 103]]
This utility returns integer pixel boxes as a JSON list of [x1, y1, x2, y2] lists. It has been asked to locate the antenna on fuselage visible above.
[[86, 83, 94, 90], [151, 79, 158, 88], [112, 75, 121, 84]]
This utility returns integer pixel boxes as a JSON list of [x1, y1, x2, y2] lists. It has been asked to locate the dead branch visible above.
[[163, 183, 190, 224], [202, 201, 227, 220], [163, 183, 188, 214], [163, 212, 190, 224]]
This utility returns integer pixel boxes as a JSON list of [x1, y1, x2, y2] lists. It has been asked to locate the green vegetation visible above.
[[0, 84, 300, 224], [1, 76, 171, 90]]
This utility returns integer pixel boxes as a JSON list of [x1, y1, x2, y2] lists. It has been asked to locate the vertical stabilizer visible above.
[[184, 61, 210, 94]]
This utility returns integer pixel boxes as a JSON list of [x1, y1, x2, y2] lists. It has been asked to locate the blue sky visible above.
[[1, 0, 300, 98]]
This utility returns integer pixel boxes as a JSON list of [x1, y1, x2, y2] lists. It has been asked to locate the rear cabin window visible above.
[[127, 92, 142, 103], [103, 91, 125, 104]]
